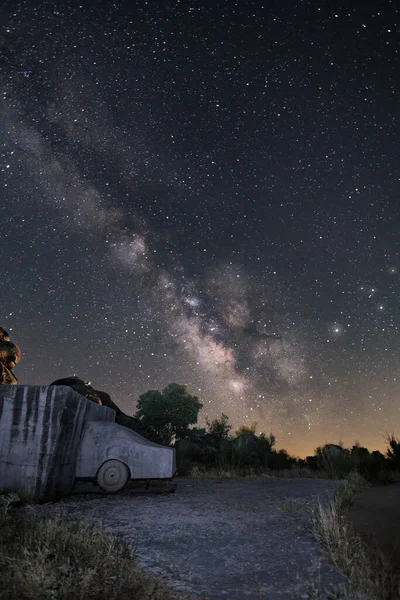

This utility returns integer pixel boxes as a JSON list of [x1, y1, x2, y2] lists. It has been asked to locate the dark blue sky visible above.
[[1, 0, 399, 456]]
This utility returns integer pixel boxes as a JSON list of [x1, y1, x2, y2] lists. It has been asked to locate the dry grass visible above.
[[0, 493, 193, 600], [271, 466, 333, 479], [186, 464, 338, 479], [186, 466, 263, 478], [313, 473, 400, 599]]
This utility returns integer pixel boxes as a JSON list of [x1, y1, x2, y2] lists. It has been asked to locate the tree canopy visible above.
[[135, 383, 203, 445], [206, 413, 232, 447]]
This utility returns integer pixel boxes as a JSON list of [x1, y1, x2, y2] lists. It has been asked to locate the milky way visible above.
[[1, 1, 399, 457]]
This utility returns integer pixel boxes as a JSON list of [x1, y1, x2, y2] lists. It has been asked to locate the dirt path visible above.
[[23, 478, 353, 599]]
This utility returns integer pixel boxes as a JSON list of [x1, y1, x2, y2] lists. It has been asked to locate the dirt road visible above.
[[23, 478, 353, 599]]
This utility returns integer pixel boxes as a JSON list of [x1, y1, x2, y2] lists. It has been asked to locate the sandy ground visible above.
[[22, 478, 356, 600]]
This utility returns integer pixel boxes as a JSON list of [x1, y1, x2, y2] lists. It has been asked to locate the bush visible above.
[[267, 449, 297, 471], [385, 434, 400, 470], [315, 444, 353, 479]]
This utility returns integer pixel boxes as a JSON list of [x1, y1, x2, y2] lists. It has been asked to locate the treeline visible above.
[[176, 417, 294, 474], [177, 418, 400, 482], [131, 382, 400, 482]]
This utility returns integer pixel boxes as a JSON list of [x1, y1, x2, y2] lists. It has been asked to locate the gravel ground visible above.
[[22, 478, 354, 600]]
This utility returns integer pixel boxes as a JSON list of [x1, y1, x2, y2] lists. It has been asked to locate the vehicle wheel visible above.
[[97, 460, 129, 492]]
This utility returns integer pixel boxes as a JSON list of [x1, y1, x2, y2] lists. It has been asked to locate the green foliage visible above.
[[135, 383, 203, 445]]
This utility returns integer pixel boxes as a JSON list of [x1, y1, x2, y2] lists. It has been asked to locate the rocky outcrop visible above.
[[49, 377, 102, 405], [0, 327, 21, 384], [49, 376, 160, 442]]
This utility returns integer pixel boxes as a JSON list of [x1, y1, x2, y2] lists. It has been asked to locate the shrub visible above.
[[315, 444, 353, 479], [385, 434, 400, 470]]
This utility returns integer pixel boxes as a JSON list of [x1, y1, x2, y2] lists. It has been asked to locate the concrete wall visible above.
[[0, 385, 115, 501]]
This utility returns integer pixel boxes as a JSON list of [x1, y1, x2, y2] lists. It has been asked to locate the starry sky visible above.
[[1, 0, 399, 458]]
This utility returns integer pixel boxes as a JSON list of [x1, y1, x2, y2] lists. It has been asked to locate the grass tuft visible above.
[[313, 475, 400, 599], [0, 493, 191, 600]]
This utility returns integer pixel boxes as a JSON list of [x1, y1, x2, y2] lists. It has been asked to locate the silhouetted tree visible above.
[[230, 427, 276, 470], [371, 450, 386, 464], [259, 431, 276, 448], [267, 448, 296, 470], [305, 455, 318, 470], [314, 443, 352, 477], [135, 383, 203, 445], [235, 421, 258, 436], [385, 433, 400, 470], [206, 413, 232, 448]]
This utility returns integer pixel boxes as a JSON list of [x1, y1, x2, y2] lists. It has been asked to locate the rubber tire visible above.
[[97, 459, 129, 493]]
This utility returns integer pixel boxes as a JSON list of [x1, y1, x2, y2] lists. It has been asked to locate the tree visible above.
[[235, 421, 258, 436], [314, 443, 352, 478], [267, 448, 296, 470], [385, 433, 400, 470], [350, 442, 371, 461], [135, 383, 203, 445], [229, 426, 276, 469], [259, 431, 276, 448], [206, 413, 232, 448]]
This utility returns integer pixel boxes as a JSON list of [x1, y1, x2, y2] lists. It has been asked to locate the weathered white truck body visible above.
[[75, 420, 176, 490], [0, 385, 176, 501]]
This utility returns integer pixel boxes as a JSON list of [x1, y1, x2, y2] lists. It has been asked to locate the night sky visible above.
[[1, 1, 399, 458]]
